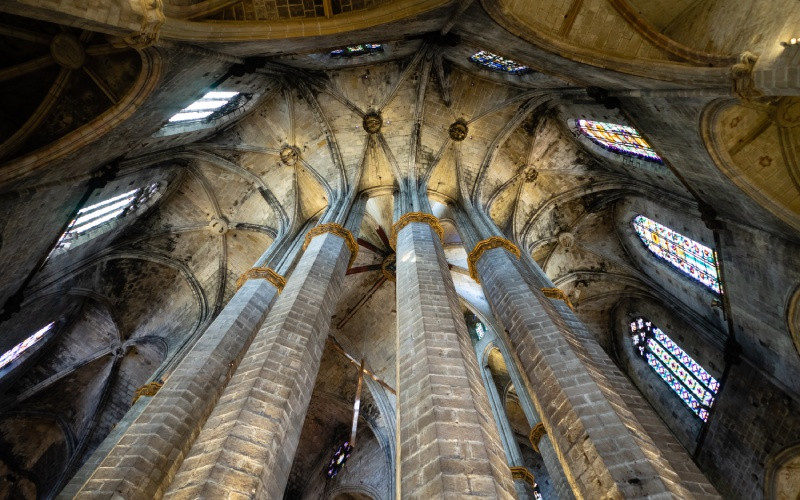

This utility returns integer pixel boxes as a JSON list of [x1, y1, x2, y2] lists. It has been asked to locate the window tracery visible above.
[[0, 322, 54, 371], [168, 91, 241, 123], [630, 317, 718, 421], [575, 119, 662, 163], [52, 184, 159, 254], [469, 51, 531, 74], [329, 44, 383, 57], [632, 215, 721, 293]]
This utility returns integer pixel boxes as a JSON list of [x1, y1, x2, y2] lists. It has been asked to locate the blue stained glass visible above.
[[330, 43, 383, 57], [630, 317, 718, 422], [632, 215, 721, 294], [469, 51, 531, 74], [575, 119, 662, 163]]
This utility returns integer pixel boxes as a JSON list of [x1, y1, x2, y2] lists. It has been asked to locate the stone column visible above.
[[468, 237, 711, 498], [393, 212, 515, 499], [65, 270, 284, 499], [164, 223, 358, 499]]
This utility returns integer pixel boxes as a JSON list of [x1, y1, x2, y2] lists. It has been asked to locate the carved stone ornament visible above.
[[448, 119, 469, 141], [541, 287, 574, 310], [208, 216, 229, 235], [467, 237, 521, 283], [381, 253, 396, 282], [510, 466, 536, 487], [558, 232, 575, 248], [50, 32, 85, 70], [280, 145, 300, 166], [303, 223, 359, 269], [731, 51, 762, 101], [390, 212, 444, 249], [123, 0, 166, 49], [235, 267, 286, 292], [362, 112, 383, 134], [528, 422, 547, 454], [132, 381, 163, 404]]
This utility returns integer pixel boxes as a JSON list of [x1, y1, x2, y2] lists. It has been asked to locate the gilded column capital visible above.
[[528, 422, 547, 454], [467, 237, 521, 283], [132, 381, 163, 404], [381, 254, 396, 282], [235, 267, 286, 292], [390, 212, 444, 249], [509, 466, 536, 487], [541, 287, 574, 310], [303, 223, 358, 269]]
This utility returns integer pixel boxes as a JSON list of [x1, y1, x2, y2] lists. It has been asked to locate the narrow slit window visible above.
[[630, 317, 719, 421], [469, 50, 531, 74], [576, 119, 662, 163], [633, 215, 721, 293], [329, 44, 383, 57], [168, 91, 240, 123], [52, 184, 158, 254], [0, 322, 54, 371]]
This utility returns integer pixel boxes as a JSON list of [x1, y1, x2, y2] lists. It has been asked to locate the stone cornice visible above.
[[509, 466, 536, 487], [528, 422, 547, 454], [541, 287, 574, 310], [235, 267, 286, 292], [467, 237, 521, 283], [390, 212, 444, 249], [303, 223, 358, 269]]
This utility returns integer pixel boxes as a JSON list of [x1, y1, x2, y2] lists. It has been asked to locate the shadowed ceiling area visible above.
[[0, 1, 799, 498]]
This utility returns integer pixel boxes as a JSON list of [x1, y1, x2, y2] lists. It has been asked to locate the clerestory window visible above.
[[469, 50, 531, 74], [630, 317, 719, 421], [0, 322, 54, 371], [575, 119, 662, 163], [632, 215, 721, 294], [168, 91, 241, 123], [50, 184, 158, 255], [329, 44, 383, 57], [464, 311, 486, 343]]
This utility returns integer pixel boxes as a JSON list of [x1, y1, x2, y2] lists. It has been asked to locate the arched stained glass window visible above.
[[464, 311, 486, 343], [576, 119, 662, 163], [0, 322, 54, 371], [633, 215, 721, 294], [330, 43, 383, 57], [630, 317, 719, 421], [469, 51, 531, 74]]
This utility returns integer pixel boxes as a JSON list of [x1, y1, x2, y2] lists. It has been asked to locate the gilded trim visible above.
[[529, 422, 547, 454], [510, 466, 536, 487], [541, 287, 574, 310], [381, 254, 396, 282], [235, 267, 286, 292], [390, 212, 444, 249], [467, 237, 521, 283], [132, 381, 163, 404], [303, 223, 359, 269]]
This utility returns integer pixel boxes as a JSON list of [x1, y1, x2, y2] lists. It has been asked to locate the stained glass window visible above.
[[630, 317, 719, 421], [464, 311, 486, 343], [330, 44, 383, 57], [326, 441, 353, 478], [575, 119, 662, 163], [0, 322, 54, 371], [52, 184, 159, 254], [632, 215, 721, 293], [469, 50, 531, 74], [168, 91, 240, 123]]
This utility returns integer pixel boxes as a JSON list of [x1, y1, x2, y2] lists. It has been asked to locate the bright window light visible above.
[[0, 322, 54, 371], [167, 91, 240, 123]]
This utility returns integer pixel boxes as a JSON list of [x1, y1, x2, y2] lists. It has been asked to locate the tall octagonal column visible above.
[[164, 223, 358, 499], [468, 237, 716, 499], [393, 212, 515, 499]]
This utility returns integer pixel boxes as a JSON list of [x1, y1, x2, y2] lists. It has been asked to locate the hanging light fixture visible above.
[[326, 359, 365, 479]]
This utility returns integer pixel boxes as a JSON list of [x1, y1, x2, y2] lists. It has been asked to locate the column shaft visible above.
[[164, 231, 352, 499], [395, 220, 515, 499], [476, 246, 697, 498], [67, 278, 280, 499]]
